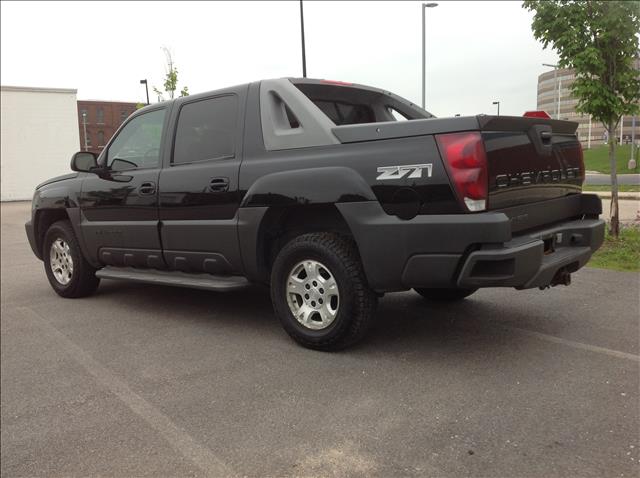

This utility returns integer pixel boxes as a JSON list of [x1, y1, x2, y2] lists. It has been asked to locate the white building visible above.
[[1, 86, 80, 201]]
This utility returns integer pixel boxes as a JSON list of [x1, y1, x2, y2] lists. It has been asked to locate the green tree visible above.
[[153, 47, 190, 102], [523, 0, 640, 237]]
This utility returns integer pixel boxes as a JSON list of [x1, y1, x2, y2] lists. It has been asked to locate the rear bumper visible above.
[[337, 194, 604, 292], [454, 218, 603, 289]]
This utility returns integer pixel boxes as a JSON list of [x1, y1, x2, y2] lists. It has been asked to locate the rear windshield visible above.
[[293, 81, 433, 126]]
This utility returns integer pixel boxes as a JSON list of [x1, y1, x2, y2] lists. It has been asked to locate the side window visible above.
[[388, 106, 409, 122], [173, 95, 237, 165], [106, 109, 166, 171], [96, 107, 104, 124], [311, 99, 375, 125]]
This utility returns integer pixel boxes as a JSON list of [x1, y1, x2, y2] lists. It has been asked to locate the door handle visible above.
[[138, 181, 156, 196], [209, 177, 229, 193]]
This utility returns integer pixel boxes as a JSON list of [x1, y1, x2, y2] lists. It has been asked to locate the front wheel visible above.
[[414, 287, 477, 301], [43, 220, 100, 298], [270, 233, 377, 351]]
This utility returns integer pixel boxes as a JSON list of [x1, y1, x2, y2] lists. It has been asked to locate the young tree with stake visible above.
[[523, 0, 640, 237], [153, 47, 189, 102]]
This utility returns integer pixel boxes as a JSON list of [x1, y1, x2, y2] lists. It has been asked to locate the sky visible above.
[[1, 1, 559, 117]]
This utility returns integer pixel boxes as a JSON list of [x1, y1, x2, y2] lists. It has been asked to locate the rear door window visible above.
[[172, 95, 238, 165]]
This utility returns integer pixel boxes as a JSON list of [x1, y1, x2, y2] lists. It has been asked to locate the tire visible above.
[[414, 287, 477, 302], [270, 232, 377, 351], [43, 220, 100, 298]]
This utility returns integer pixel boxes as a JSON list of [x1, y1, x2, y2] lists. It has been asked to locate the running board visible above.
[[96, 266, 250, 292]]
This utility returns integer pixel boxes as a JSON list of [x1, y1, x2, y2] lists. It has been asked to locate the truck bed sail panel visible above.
[[331, 117, 480, 143]]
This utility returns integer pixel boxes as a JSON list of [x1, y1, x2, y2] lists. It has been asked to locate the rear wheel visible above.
[[414, 287, 477, 301], [43, 220, 100, 298], [270, 232, 377, 351]]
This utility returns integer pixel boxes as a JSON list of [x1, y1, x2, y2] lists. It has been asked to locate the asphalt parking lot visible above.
[[1, 201, 638, 478]]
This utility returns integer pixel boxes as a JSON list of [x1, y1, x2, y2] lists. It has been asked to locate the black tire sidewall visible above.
[[43, 222, 86, 296], [271, 238, 359, 345]]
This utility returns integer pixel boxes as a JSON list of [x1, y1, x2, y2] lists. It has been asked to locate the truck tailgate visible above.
[[479, 116, 584, 210]]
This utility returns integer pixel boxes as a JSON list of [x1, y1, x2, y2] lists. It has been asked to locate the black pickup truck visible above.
[[26, 78, 604, 350]]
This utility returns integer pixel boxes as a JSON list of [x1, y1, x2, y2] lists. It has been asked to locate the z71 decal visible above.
[[376, 163, 433, 181]]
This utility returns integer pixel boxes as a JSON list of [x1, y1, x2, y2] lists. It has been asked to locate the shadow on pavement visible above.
[[90, 280, 520, 356]]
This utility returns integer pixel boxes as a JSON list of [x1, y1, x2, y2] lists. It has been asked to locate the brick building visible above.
[[77, 100, 138, 154]]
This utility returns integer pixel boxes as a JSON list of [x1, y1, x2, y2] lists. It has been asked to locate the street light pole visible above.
[[300, 0, 307, 78], [492, 101, 500, 116], [82, 111, 88, 152], [542, 63, 560, 119], [421, 2, 438, 109], [140, 79, 149, 105], [557, 75, 562, 119]]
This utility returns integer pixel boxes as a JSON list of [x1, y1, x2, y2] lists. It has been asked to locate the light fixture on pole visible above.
[[492, 101, 500, 116], [422, 2, 438, 109], [140, 79, 149, 105], [542, 63, 560, 119]]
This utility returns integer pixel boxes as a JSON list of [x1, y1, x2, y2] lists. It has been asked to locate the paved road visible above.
[[2, 201, 638, 477], [586, 173, 640, 186]]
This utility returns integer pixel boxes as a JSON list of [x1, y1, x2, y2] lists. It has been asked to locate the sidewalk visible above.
[[591, 191, 640, 200], [585, 172, 640, 186], [598, 198, 640, 224]]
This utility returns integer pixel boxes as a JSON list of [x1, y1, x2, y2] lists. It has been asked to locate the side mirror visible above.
[[70, 151, 98, 172]]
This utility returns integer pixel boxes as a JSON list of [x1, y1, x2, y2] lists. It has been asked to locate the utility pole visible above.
[[300, 0, 307, 78], [587, 115, 592, 149], [421, 3, 438, 109]]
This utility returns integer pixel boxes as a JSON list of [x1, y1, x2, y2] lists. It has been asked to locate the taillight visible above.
[[436, 132, 488, 212], [523, 110, 551, 119]]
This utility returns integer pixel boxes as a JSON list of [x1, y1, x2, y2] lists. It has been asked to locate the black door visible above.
[[80, 107, 169, 268], [158, 91, 245, 275]]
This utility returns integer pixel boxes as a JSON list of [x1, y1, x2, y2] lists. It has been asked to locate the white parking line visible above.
[[17, 306, 235, 478], [508, 326, 640, 362]]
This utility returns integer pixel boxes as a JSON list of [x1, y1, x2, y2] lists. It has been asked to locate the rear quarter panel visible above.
[[240, 135, 460, 215]]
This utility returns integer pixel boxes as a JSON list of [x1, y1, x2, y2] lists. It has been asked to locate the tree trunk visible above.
[[608, 120, 620, 238]]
